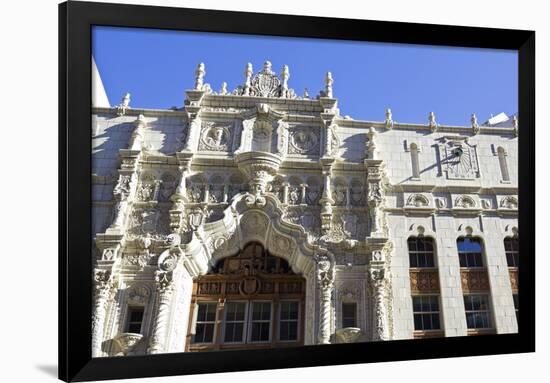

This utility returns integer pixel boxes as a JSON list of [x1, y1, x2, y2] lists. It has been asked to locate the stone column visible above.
[[300, 183, 307, 205], [369, 267, 389, 341], [316, 255, 335, 344], [152, 180, 162, 201], [91, 269, 113, 357], [319, 167, 334, 235], [148, 271, 175, 354], [202, 184, 210, 204], [223, 184, 229, 203], [282, 182, 289, 204]]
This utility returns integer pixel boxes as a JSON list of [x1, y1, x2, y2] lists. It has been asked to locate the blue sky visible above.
[[92, 26, 517, 126]]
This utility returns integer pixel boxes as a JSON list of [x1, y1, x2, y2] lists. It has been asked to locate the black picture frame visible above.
[[59, 1, 535, 381]]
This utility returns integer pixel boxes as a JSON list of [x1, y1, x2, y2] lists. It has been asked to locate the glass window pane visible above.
[[414, 314, 423, 330], [342, 302, 357, 327], [129, 309, 143, 322]]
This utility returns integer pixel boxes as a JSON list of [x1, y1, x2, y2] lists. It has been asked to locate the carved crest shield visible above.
[[240, 277, 261, 296]]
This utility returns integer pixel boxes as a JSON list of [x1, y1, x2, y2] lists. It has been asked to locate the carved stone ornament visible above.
[[129, 209, 160, 235], [187, 184, 203, 203], [439, 138, 480, 180], [93, 269, 113, 291], [155, 270, 174, 292], [127, 285, 151, 305], [188, 207, 207, 230], [165, 233, 181, 247], [113, 333, 144, 355], [455, 195, 476, 208], [158, 250, 180, 272], [335, 328, 362, 343], [251, 61, 280, 97], [113, 175, 131, 201], [406, 194, 429, 207], [328, 126, 340, 156], [199, 122, 231, 151], [289, 127, 319, 154], [316, 255, 335, 290], [125, 252, 153, 269], [500, 196, 518, 209], [435, 198, 447, 209]]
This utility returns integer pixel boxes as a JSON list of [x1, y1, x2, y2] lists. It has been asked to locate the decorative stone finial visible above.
[[325, 72, 334, 98], [194, 62, 206, 90], [303, 88, 310, 99], [243, 62, 253, 96], [366, 127, 377, 159], [219, 82, 228, 95], [117, 93, 131, 116], [512, 115, 518, 137], [471, 113, 480, 134], [281, 65, 290, 96], [263, 60, 273, 74], [428, 111, 438, 132], [385, 108, 394, 129]]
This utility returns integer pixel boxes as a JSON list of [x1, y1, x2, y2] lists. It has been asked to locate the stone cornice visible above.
[[93, 105, 516, 138], [335, 118, 516, 137]]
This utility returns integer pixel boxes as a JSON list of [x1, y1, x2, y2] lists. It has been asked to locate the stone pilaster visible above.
[[316, 254, 335, 344], [148, 270, 175, 354], [108, 150, 140, 234], [91, 269, 114, 357], [369, 265, 390, 341], [365, 160, 386, 237], [319, 161, 335, 235]]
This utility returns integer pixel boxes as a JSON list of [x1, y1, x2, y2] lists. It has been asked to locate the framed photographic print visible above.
[[59, 1, 535, 381]]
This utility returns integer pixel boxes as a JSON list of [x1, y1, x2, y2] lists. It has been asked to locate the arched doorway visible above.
[[185, 242, 306, 351]]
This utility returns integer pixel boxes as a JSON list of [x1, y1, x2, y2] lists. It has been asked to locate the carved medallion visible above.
[[199, 122, 231, 151], [289, 127, 319, 154]]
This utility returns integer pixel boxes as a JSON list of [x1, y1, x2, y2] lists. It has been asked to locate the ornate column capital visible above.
[[154, 270, 175, 294], [93, 269, 114, 293]]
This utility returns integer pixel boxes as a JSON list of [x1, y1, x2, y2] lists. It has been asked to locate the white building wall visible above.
[[91, 84, 518, 355]]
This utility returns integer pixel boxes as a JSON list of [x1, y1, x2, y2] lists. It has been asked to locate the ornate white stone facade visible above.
[[92, 61, 518, 356]]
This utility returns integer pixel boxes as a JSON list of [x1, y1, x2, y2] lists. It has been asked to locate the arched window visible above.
[[497, 147, 510, 182], [187, 242, 305, 351], [408, 237, 435, 268], [457, 237, 484, 267], [410, 143, 420, 179], [504, 237, 519, 268]]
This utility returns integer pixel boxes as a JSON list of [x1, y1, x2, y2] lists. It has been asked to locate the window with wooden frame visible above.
[[504, 237, 519, 268], [186, 242, 305, 351], [412, 295, 441, 331], [408, 237, 436, 268], [457, 237, 484, 268], [463, 294, 493, 332]]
